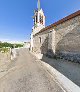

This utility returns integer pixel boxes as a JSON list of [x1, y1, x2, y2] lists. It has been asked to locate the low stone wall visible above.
[[56, 52, 80, 63]]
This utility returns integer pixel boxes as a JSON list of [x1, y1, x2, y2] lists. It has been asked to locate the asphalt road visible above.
[[0, 48, 64, 92]]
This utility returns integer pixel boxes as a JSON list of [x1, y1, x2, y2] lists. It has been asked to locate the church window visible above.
[[41, 16, 43, 24], [39, 15, 43, 24], [36, 15, 38, 23], [40, 15, 42, 24], [34, 18, 35, 25], [39, 37, 41, 43]]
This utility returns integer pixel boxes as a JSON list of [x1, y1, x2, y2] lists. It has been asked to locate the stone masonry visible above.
[[31, 1, 80, 62], [32, 13, 80, 62], [55, 15, 80, 62]]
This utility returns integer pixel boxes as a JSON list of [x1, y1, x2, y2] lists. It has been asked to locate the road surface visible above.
[[0, 49, 64, 92], [42, 54, 80, 87]]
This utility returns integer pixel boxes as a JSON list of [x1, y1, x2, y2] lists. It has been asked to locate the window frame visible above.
[[39, 37, 42, 43]]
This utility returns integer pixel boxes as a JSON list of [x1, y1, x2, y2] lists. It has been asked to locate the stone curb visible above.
[[31, 52, 80, 92]]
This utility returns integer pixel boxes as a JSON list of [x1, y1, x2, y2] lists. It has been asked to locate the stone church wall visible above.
[[33, 29, 53, 56], [33, 15, 80, 62], [55, 15, 80, 62]]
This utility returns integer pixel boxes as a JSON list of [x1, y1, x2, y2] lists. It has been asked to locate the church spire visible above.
[[37, 0, 40, 11]]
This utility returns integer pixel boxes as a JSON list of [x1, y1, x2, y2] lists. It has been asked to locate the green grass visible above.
[[0, 47, 10, 53]]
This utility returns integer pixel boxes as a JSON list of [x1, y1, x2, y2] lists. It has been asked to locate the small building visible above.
[[31, 0, 80, 62], [24, 42, 30, 48]]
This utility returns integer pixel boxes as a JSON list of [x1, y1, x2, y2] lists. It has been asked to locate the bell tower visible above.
[[32, 0, 45, 35], [31, 0, 45, 51]]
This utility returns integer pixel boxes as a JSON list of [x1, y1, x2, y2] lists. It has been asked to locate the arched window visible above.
[[39, 37, 41, 43], [36, 15, 38, 23], [41, 16, 43, 24], [39, 15, 42, 24]]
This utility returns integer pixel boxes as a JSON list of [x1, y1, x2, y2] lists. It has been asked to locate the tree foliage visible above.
[[0, 42, 23, 48]]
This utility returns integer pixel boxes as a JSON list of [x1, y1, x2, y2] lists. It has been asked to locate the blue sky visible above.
[[0, 0, 80, 42]]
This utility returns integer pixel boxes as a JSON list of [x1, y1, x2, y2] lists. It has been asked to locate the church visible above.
[[31, 0, 80, 62]]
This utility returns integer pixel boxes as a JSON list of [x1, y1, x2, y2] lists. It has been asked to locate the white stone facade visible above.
[[31, 2, 45, 51]]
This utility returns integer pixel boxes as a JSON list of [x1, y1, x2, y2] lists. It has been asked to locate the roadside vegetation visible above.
[[0, 42, 23, 53]]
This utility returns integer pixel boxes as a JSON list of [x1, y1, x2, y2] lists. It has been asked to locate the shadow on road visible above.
[[41, 55, 80, 87]]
